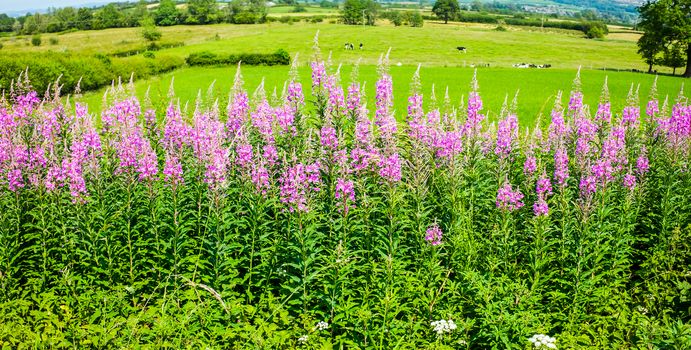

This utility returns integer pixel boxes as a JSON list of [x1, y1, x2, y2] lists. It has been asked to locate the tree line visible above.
[[0, 0, 270, 35], [636, 0, 690, 77]]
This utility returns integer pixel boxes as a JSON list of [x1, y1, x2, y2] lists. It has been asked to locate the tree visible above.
[[155, 0, 180, 26], [637, 0, 691, 77], [187, 0, 218, 24], [663, 43, 686, 75], [0, 14, 14, 32], [76, 7, 93, 30], [93, 4, 124, 29], [140, 17, 161, 43], [342, 0, 378, 26], [432, 0, 460, 24], [410, 11, 424, 28]]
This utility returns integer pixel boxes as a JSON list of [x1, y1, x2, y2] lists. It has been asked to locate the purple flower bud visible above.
[[425, 223, 443, 246]]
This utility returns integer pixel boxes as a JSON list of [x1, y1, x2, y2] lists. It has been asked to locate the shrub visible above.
[[30, 35, 41, 46], [48, 37, 59, 45], [410, 12, 424, 27], [143, 51, 156, 59], [586, 26, 605, 39], [186, 49, 291, 67], [495, 25, 507, 31]]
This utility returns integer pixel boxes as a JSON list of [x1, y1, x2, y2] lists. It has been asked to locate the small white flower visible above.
[[298, 335, 308, 343], [528, 334, 557, 349], [431, 319, 457, 336], [316, 321, 329, 331]]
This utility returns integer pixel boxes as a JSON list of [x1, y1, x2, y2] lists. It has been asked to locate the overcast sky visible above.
[[0, 1, 119, 13]]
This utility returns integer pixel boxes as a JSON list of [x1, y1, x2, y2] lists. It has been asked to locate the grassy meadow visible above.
[[81, 65, 685, 125], [2, 19, 686, 121]]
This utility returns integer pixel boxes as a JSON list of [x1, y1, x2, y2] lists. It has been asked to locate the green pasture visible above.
[[2, 21, 650, 70], [1, 20, 686, 122], [81, 64, 685, 126]]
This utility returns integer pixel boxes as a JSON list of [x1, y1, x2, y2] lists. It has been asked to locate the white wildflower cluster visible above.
[[431, 319, 457, 336], [315, 321, 329, 331], [528, 334, 557, 349], [297, 335, 309, 343]]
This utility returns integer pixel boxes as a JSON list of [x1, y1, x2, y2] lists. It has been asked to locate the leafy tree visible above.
[[140, 17, 162, 42], [186, 0, 218, 24], [342, 0, 378, 26], [432, 0, 460, 24], [155, 0, 180, 26], [0, 14, 14, 32], [663, 43, 686, 75], [410, 11, 424, 28], [125, 0, 149, 27], [76, 7, 93, 30], [637, 0, 691, 77], [93, 4, 124, 29], [586, 25, 605, 39]]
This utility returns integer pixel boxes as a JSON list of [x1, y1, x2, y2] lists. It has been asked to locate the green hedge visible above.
[[186, 49, 291, 67], [0, 52, 185, 94]]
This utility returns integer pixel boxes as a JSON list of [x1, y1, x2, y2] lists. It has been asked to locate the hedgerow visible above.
[[0, 34, 689, 348]]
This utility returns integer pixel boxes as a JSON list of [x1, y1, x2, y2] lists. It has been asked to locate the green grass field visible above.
[[1, 21, 687, 122], [81, 65, 684, 126]]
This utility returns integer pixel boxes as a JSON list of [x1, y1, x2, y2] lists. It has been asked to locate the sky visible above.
[[0, 0, 118, 13]]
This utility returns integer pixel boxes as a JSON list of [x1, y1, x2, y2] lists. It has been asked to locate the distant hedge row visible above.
[[424, 11, 608, 36], [186, 49, 291, 67], [0, 53, 185, 95], [0, 48, 291, 95]]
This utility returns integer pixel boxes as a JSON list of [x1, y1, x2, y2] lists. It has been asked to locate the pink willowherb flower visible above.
[[425, 223, 443, 246], [378, 152, 402, 183], [495, 114, 518, 159], [579, 174, 597, 198], [335, 177, 355, 213], [623, 173, 637, 191], [524, 155, 537, 176], [533, 197, 549, 217], [251, 161, 271, 195], [553, 148, 569, 188], [496, 183, 524, 212], [163, 154, 183, 187], [279, 162, 321, 212]]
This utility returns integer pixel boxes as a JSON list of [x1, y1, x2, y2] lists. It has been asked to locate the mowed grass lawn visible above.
[[82, 65, 685, 125]]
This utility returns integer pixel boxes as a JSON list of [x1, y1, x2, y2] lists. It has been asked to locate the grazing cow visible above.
[[457, 46, 467, 53], [350, 43, 354, 50], [359, 43, 363, 50]]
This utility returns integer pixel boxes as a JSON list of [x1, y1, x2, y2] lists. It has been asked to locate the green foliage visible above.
[[0, 52, 184, 93], [31, 34, 41, 46], [187, 0, 219, 25], [432, 0, 460, 24], [410, 12, 424, 28], [586, 25, 605, 39], [186, 49, 291, 66], [48, 37, 59, 45], [140, 17, 162, 43], [637, 0, 691, 76], [341, 0, 378, 26], [0, 65, 689, 348], [155, 0, 181, 26]]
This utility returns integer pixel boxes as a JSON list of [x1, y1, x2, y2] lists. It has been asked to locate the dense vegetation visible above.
[[0, 52, 185, 94], [0, 0, 270, 34], [636, 0, 690, 77], [0, 36, 689, 347]]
